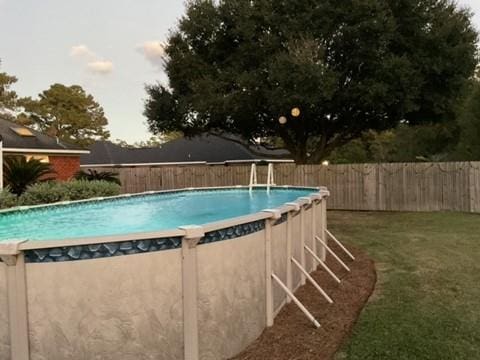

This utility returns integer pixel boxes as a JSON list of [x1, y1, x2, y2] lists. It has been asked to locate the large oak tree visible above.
[[144, 0, 478, 163]]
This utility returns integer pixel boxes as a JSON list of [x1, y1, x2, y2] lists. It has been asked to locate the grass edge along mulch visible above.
[[231, 243, 376, 360]]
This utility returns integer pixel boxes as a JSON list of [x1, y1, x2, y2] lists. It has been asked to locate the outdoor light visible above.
[[291, 107, 301, 117], [322, 160, 329, 166], [279, 116, 287, 125]]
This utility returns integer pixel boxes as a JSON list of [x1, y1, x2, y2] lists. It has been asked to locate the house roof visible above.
[[0, 117, 88, 154], [81, 134, 292, 166]]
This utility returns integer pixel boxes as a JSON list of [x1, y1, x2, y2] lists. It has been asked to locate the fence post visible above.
[[179, 226, 205, 360], [470, 162, 480, 213]]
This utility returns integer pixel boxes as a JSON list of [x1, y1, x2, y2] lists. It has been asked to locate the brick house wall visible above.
[[49, 156, 81, 181]]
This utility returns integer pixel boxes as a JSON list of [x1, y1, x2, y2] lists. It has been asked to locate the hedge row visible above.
[[0, 180, 121, 210]]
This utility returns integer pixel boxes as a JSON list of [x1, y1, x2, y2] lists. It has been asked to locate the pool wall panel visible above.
[[197, 230, 266, 360], [0, 262, 9, 359], [25, 249, 183, 360]]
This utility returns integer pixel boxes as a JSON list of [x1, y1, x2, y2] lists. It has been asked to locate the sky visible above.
[[0, 0, 479, 143]]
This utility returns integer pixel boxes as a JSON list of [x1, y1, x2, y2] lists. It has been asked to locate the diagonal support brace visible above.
[[291, 257, 333, 304], [272, 273, 321, 328], [304, 245, 341, 284], [326, 229, 355, 261], [316, 236, 350, 272]]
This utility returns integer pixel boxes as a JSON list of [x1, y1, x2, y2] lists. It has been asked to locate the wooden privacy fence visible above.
[[88, 161, 480, 213]]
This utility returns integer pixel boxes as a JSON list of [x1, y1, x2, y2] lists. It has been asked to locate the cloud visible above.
[[70, 44, 113, 75], [70, 45, 96, 60], [137, 41, 165, 68], [87, 60, 113, 74]]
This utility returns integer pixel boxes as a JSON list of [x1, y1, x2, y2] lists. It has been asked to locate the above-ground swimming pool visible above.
[[0, 187, 315, 242], [0, 186, 330, 360]]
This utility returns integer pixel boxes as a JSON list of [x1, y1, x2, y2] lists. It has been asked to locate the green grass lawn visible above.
[[329, 211, 480, 360]]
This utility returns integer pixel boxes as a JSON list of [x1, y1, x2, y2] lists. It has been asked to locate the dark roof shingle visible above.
[[0, 117, 85, 152], [81, 134, 291, 165]]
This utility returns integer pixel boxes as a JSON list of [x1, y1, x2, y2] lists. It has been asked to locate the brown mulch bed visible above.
[[231, 243, 376, 360]]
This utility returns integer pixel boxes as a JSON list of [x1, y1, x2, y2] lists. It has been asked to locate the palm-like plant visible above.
[[74, 169, 121, 185], [3, 156, 55, 195]]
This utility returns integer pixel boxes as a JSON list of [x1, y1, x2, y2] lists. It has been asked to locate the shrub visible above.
[[19, 180, 121, 206], [3, 156, 54, 195], [0, 188, 19, 209], [19, 182, 69, 206], [63, 180, 121, 201]]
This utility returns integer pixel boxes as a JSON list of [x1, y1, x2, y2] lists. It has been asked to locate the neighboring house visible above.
[[81, 134, 292, 167], [0, 117, 89, 180]]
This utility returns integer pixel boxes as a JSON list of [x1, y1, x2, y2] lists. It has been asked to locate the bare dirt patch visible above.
[[231, 243, 376, 360]]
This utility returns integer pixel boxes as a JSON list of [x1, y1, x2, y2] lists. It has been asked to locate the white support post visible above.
[[266, 163, 273, 193], [304, 245, 341, 284], [179, 225, 204, 360], [299, 206, 306, 285], [269, 163, 274, 185], [271, 273, 321, 328], [316, 236, 350, 272], [262, 209, 282, 326], [265, 217, 274, 327], [326, 229, 355, 261], [311, 200, 317, 270], [1, 240, 30, 360], [249, 163, 257, 193], [286, 211, 293, 303], [291, 257, 333, 304], [320, 198, 327, 261]]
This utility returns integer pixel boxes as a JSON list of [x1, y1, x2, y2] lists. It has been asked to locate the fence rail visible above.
[[88, 161, 480, 213]]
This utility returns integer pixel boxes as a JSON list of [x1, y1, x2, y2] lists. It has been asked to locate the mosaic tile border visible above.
[[200, 220, 265, 245], [23, 219, 268, 263], [24, 237, 182, 263]]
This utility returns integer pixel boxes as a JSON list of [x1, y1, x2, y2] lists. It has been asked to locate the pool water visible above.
[[0, 188, 316, 242]]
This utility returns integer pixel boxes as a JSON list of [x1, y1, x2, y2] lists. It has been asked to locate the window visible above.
[[25, 155, 50, 163], [10, 126, 35, 137]]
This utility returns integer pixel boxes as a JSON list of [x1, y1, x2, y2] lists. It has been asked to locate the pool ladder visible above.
[[249, 163, 275, 193]]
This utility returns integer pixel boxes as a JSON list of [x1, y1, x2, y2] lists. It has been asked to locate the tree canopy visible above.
[[144, 0, 478, 163], [0, 64, 19, 121], [329, 77, 480, 163], [455, 79, 480, 160], [329, 122, 459, 163], [21, 84, 110, 147], [114, 131, 183, 148]]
